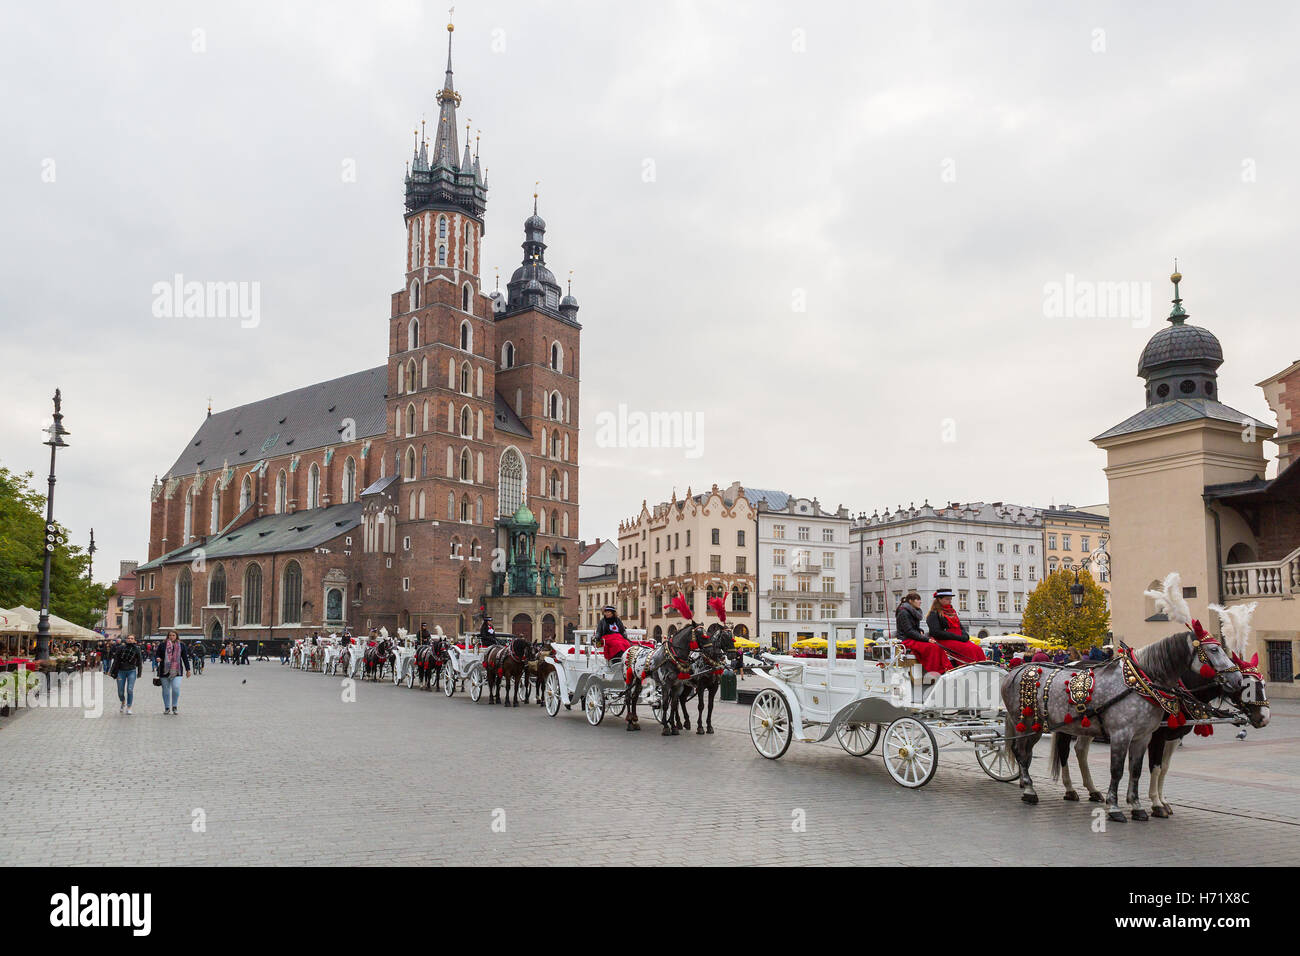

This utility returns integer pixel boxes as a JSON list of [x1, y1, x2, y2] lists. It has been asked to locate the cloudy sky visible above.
[[1, 0, 1294, 583]]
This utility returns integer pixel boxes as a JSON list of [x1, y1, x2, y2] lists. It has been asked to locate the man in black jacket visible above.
[[478, 616, 500, 647], [108, 636, 146, 715]]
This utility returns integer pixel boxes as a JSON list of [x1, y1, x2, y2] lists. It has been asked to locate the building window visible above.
[[711, 528, 720, 546], [282, 562, 303, 624], [737, 530, 745, 546], [307, 463, 321, 509], [1048, 533, 1057, 550], [798, 527, 810, 541], [176, 567, 192, 626], [773, 524, 785, 540], [773, 549, 785, 567], [244, 564, 262, 624], [958, 590, 969, 612], [209, 564, 226, 605], [341, 457, 356, 503], [460, 320, 472, 351], [498, 448, 523, 515], [275, 471, 287, 514], [823, 527, 834, 542], [938, 561, 947, 577], [1062, 535, 1072, 551], [502, 342, 515, 368], [998, 592, 1008, 614], [977, 591, 988, 613]]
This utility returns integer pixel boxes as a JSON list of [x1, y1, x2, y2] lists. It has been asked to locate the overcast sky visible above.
[[1, 0, 1294, 585]]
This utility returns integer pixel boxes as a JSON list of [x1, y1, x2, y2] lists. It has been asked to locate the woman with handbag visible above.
[[154, 630, 192, 715], [108, 635, 145, 715]]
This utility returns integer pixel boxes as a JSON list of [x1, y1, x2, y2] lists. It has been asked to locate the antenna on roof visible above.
[[207, 397, 212, 417]]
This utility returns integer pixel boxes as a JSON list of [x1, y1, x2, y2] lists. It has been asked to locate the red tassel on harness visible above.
[[1021, 706, 1033, 717], [1199, 663, 1216, 679], [1081, 717, 1091, 728], [1031, 723, 1041, 732], [626, 668, 634, 683], [689, 641, 698, 651], [678, 672, 691, 680], [1063, 713, 1073, 724], [1015, 722, 1027, 733]]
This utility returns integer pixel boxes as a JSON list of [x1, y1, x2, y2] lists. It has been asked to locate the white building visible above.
[[576, 538, 619, 630], [755, 492, 852, 652], [850, 501, 1045, 634]]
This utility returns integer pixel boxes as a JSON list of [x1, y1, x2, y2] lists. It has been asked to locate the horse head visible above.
[[1230, 653, 1269, 728], [509, 636, 533, 661], [700, 623, 735, 663], [1136, 629, 1246, 696]]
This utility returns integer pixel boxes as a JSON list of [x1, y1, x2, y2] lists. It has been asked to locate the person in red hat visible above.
[[925, 589, 987, 665]]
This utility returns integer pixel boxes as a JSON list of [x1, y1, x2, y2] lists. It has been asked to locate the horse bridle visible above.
[[1192, 635, 1240, 687]]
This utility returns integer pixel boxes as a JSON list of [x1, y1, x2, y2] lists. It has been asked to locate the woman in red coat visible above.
[[925, 589, 987, 665], [895, 590, 950, 674]]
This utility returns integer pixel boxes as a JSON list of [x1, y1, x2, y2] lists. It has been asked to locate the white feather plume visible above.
[[1207, 602, 1256, 659], [1143, 572, 1192, 628]]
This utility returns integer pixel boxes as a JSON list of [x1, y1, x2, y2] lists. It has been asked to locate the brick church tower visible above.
[[370, 21, 582, 640]]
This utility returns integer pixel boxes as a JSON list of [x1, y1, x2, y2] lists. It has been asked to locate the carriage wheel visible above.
[[836, 722, 881, 757], [443, 668, 456, 698], [882, 717, 939, 789], [975, 741, 1020, 782], [468, 667, 484, 702], [543, 672, 561, 717], [607, 695, 626, 718], [405, 666, 416, 688], [584, 685, 605, 726], [749, 689, 792, 760]]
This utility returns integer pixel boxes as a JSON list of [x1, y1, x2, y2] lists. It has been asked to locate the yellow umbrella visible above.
[[732, 636, 759, 649], [791, 637, 827, 650]]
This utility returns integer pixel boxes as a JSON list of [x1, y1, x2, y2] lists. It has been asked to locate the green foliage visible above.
[[0, 464, 113, 628], [1022, 568, 1110, 651]]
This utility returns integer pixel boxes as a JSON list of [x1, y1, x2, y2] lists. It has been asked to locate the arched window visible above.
[[447, 491, 455, 519], [502, 342, 515, 368], [460, 361, 471, 394], [418, 490, 426, 518], [499, 448, 523, 516], [551, 342, 562, 372], [459, 448, 472, 482], [460, 406, 472, 437], [409, 280, 420, 310], [471, 538, 481, 559], [550, 469, 561, 498], [209, 564, 226, 605], [438, 245, 446, 266], [460, 494, 471, 522], [460, 319, 471, 351], [458, 569, 469, 599], [549, 392, 560, 419], [183, 489, 194, 541], [407, 359, 417, 393], [411, 221, 422, 267], [239, 474, 252, 512], [244, 564, 263, 624], [176, 567, 192, 626], [408, 490, 416, 519], [405, 446, 417, 480], [476, 496, 483, 524], [421, 444, 428, 477], [438, 215, 447, 239], [281, 561, 302, 624], [450, 536, 460, 558], [210, 486, 220, 533], [408, 317, 419, 350], [341, 457, 356, 503], [275, 471, 287, 514], [406, 403, 416, 436], [307, 463, 320, 509], [551, 510, 559, 535], [463, 284, 472, 313]]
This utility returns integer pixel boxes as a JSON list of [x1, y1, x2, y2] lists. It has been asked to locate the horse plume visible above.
[[707, 596, 727, 623], [665, 593, 693, 621], [1206, 601, 1256, 659], [1143, 572, 1192, 629]]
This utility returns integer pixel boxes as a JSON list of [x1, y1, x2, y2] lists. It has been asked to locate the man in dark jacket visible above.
[[108, 636, 146, 714], [478, 616, 500, 647]]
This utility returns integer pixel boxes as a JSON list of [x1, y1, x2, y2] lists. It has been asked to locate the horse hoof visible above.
[[1021, 793, 1038, 805], [1163, 804, 1173, 816], [696, 727, 704, 735], [671, 729, 680, 736], [1063, 791, 1079, 802], [626, 724, 635, 732], [1107, 810, 1126, 823], [661, 730, 672, 737], [1088, 792, 1103, 803], [1151, 806, 1168, 819], [706, 727, 714, 734], [1131, 809, 1149, 822]]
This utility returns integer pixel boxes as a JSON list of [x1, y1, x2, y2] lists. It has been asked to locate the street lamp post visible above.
[[35, 389, 71, 662]]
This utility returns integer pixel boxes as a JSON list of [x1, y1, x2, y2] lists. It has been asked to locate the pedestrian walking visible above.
[[239, 641, 250, 666], [155, 630, 192, 715], [108, 635, 145, 715]]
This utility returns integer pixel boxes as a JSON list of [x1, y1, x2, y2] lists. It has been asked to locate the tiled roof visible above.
[[493, 391, 532, 439], [1094, 399, 1270, 441], [139, 503, 364, 567], [746, 488, 791, 510], [164, 367, 388, 479]]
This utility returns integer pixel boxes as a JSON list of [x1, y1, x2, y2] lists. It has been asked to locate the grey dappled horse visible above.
[[623, 625, 701, 735], [675, 623, 737, 735], [1002, 629, 1245, 822]]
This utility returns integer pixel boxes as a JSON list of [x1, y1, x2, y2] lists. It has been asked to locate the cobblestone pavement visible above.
[[2, 663, 1297, 865]]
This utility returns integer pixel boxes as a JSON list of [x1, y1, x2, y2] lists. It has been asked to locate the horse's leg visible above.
[[706, 682, 716, 733], [1106, 732, 1129, 822], [1052, 733, 1078, 801], [1074, 737, 1102, 802], [1127, 734, 1150, 821], [1008, 709, 1038, 804], [1152, 736, 1179, 817], [696, 682, 706, 735]]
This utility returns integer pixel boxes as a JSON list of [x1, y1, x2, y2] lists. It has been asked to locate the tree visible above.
[[0, 464, 112, 628], [1022, 567, 1109, 651]]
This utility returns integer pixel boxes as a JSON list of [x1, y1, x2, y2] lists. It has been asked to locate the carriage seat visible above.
[[897, 654, 940, 686]]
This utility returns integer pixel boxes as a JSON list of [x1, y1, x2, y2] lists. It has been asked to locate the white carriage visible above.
[[391, 633, 419, 686], [441, 636, 488, 701], [542, 628, 660, 725], [749, 619, 1017, 788]]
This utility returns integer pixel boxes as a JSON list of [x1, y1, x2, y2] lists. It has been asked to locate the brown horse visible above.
[[414, 638, 449, 690], [484, 637, 534, 706]]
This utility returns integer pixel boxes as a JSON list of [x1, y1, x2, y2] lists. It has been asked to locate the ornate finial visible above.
[[533, 180, 539, 215], [1168, 260, 1187, 324], [494, 266, 500, 291], [53, 388, 62, 413], [447, 5, 455, 30], [567, 269, 573, 295], [207, 396, 213, 417]]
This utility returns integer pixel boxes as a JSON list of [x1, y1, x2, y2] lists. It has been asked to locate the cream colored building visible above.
[[1094, 270, 1298, 695], [617, 481, 756, 640], [1042, 507, 1111, 610]]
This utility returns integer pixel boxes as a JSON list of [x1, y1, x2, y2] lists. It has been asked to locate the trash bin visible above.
[[720, 669, 737, 702]]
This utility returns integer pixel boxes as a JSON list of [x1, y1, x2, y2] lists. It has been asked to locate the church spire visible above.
[[1168, 260, 1187, 324], [431, 19, 462, 169]]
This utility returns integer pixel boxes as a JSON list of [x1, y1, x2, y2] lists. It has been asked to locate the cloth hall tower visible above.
[[133, 23, 582, 645]]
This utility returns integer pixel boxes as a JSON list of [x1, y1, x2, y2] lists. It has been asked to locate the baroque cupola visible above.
[[1138, 267, 1224, 406]]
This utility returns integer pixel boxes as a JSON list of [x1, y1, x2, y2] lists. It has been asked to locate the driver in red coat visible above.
[[596, 606, 631, 660]]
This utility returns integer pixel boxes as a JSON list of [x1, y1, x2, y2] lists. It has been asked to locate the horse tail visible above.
[[1049, 732, 1070, 781]]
